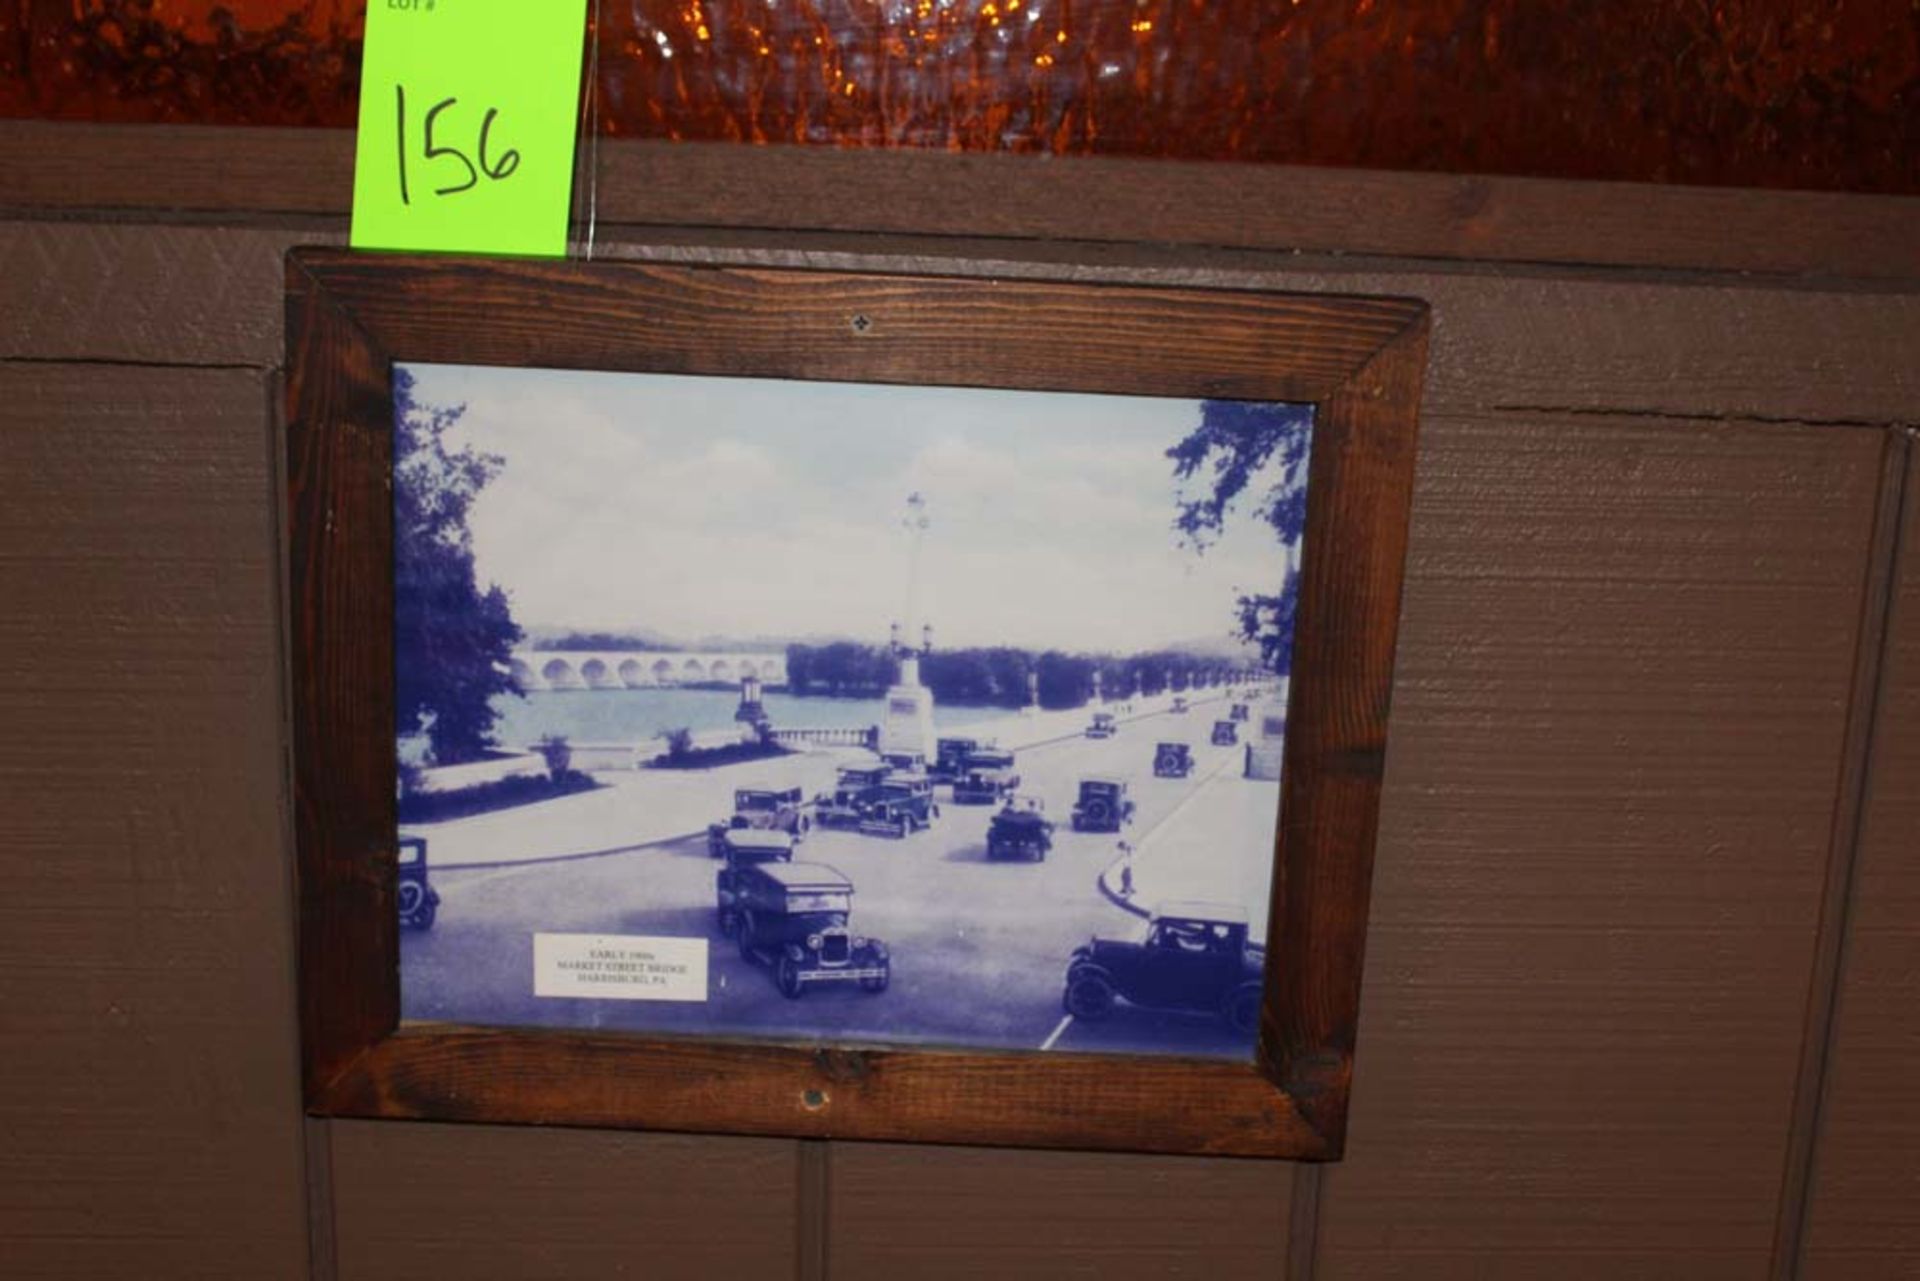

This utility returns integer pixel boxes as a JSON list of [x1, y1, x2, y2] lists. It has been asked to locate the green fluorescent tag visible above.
[[350, 0, 588, 257]]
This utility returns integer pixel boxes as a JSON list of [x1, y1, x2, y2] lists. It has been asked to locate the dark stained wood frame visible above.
[[284, 247, 1427, 1159]]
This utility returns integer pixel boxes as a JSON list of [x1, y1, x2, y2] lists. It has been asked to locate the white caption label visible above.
[[533, 933, 708, 1002]]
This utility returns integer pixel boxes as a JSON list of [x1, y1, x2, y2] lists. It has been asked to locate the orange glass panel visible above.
[[1, 1, 1915, 192]]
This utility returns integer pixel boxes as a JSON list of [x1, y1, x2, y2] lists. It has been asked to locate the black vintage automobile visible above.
[[731, 861, 891, 998], [714, 827, 798, 937], [813, 763, 894, 828], [1229, 701, 1251, 722], [1152, 742, 1194, 778], [1210, 720, 1240, 746], [1084, 711, 1118, 739], [1070, 777, 1136, 833], [951, 747, 1020, 804], [396, 834, 440, 930], [1061, 901, 1264, 1033], [707, 784, 810, 856], [855, 776, 939, 838], [930, 736, 980, 784], [986, 794, 1054, 861]]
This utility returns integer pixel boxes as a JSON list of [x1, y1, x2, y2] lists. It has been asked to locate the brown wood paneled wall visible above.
[[2, 120, 1916, 1281]]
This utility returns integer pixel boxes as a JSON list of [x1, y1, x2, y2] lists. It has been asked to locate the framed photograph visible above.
[[286, 249, 1426, 1158]]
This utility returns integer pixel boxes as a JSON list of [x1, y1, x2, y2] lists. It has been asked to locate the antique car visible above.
[[1153, 742, 1194, 778], [1170, 695, 1190, 714], [986, 794, 1054, 861], [813, 764, 894, 828], [952, 763, 1020, 805], [930, 736, 981, 784], [1085, 711, 1118, 739], [706, 785, 809, 855], [855, 777, 939, 838], [396, 834, 440, 931], [1060, 901, 1264, 1033], [713, 827, 798, 937], [1070, 777, 1136, 833], [879, 749, 926, 774], [731, 861, 891, 998], [1210, 720, 1240, 746], [1229, 701, 1251, 722]]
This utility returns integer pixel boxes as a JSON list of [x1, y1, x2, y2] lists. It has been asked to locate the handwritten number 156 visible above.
[[395, 85, 521, 205]]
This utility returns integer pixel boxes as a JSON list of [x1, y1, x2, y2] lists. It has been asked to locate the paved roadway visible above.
[[402, 705, 1276, 1059]]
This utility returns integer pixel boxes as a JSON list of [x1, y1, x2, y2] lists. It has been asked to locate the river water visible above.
[[487, 687, 1007, 749]]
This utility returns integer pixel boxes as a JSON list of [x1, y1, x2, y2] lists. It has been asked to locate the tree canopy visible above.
[[1168, 399, 1314, 676], [392, 368, 523, 764]]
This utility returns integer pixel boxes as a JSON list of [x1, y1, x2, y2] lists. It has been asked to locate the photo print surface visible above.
[[393, 361, 1312, 1060]]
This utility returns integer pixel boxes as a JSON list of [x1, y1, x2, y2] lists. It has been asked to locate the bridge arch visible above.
[[618, 658, 647, 687], [651, 658, 674, 684], [541, 658, 581, 689], [709, 659, 732, 683], [681, 658, 705, 681], [508, 658, 538, 691], [580, 658, 619, 690]]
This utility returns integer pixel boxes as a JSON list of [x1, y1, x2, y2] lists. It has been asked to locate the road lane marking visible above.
[[446, 836, 692, 892], [1040, 1013, 1074, 1051]]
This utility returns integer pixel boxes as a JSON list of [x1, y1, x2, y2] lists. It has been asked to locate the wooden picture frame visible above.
[[285, 247, 1427, 1159]]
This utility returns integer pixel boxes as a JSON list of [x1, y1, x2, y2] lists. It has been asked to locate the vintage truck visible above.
[[713, 827, 798, 937], [396, 834, 440, 931], [730, 861, 891, 998], [1060, 901, 1265, 1033], [1085, 711, 1118, 739], [986, 794, 1054, 861], [1069, 777, 1136, 833]]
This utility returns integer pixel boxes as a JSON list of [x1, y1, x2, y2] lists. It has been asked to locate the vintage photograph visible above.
[[394, 362, 1313, 1060]]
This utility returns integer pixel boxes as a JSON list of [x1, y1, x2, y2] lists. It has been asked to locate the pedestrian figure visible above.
[[1117, 839, 1135, 898]]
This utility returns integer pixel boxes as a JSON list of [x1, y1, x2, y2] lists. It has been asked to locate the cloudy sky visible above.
[[405, 363, 1308, 655]]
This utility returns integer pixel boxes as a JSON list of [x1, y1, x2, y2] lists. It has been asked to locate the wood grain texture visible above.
[[328, 1120, 800, 1281], [826, 1141, 1293, 1281], [0, 365, 307, 1278], [10, 220, 1920, 430], [1801, 440, 1920, 1280], [1312, 413, 1886, 1279], [4, 122, 1920, 281]]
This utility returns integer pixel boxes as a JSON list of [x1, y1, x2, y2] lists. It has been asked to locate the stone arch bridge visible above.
[[509, 650, 788, 692]]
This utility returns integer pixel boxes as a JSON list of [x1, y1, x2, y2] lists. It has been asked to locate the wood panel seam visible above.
[[1286, 1164, 1323, 1281], [1770, 426, 1914, 1281], [1489, 403, 1909, 431], [0, 353, 268, 372], [798, 1140, 830, 1281]]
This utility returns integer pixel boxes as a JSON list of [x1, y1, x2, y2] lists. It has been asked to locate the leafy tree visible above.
[[392, 368, 523, 764], [1034, 651, 1095, 709], [1169, 400, 1315, 675], [983, 647, 1034, 707], [784, 642, 896, 697]]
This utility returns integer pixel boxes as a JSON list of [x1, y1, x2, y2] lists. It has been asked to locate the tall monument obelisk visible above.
[[878, 493, 937, 766]]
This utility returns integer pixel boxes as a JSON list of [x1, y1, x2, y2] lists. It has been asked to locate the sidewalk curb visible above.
[[1097, 852, 1152, 919]]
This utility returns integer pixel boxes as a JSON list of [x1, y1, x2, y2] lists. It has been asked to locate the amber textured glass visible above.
[[2, 1, 1916, 192]]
